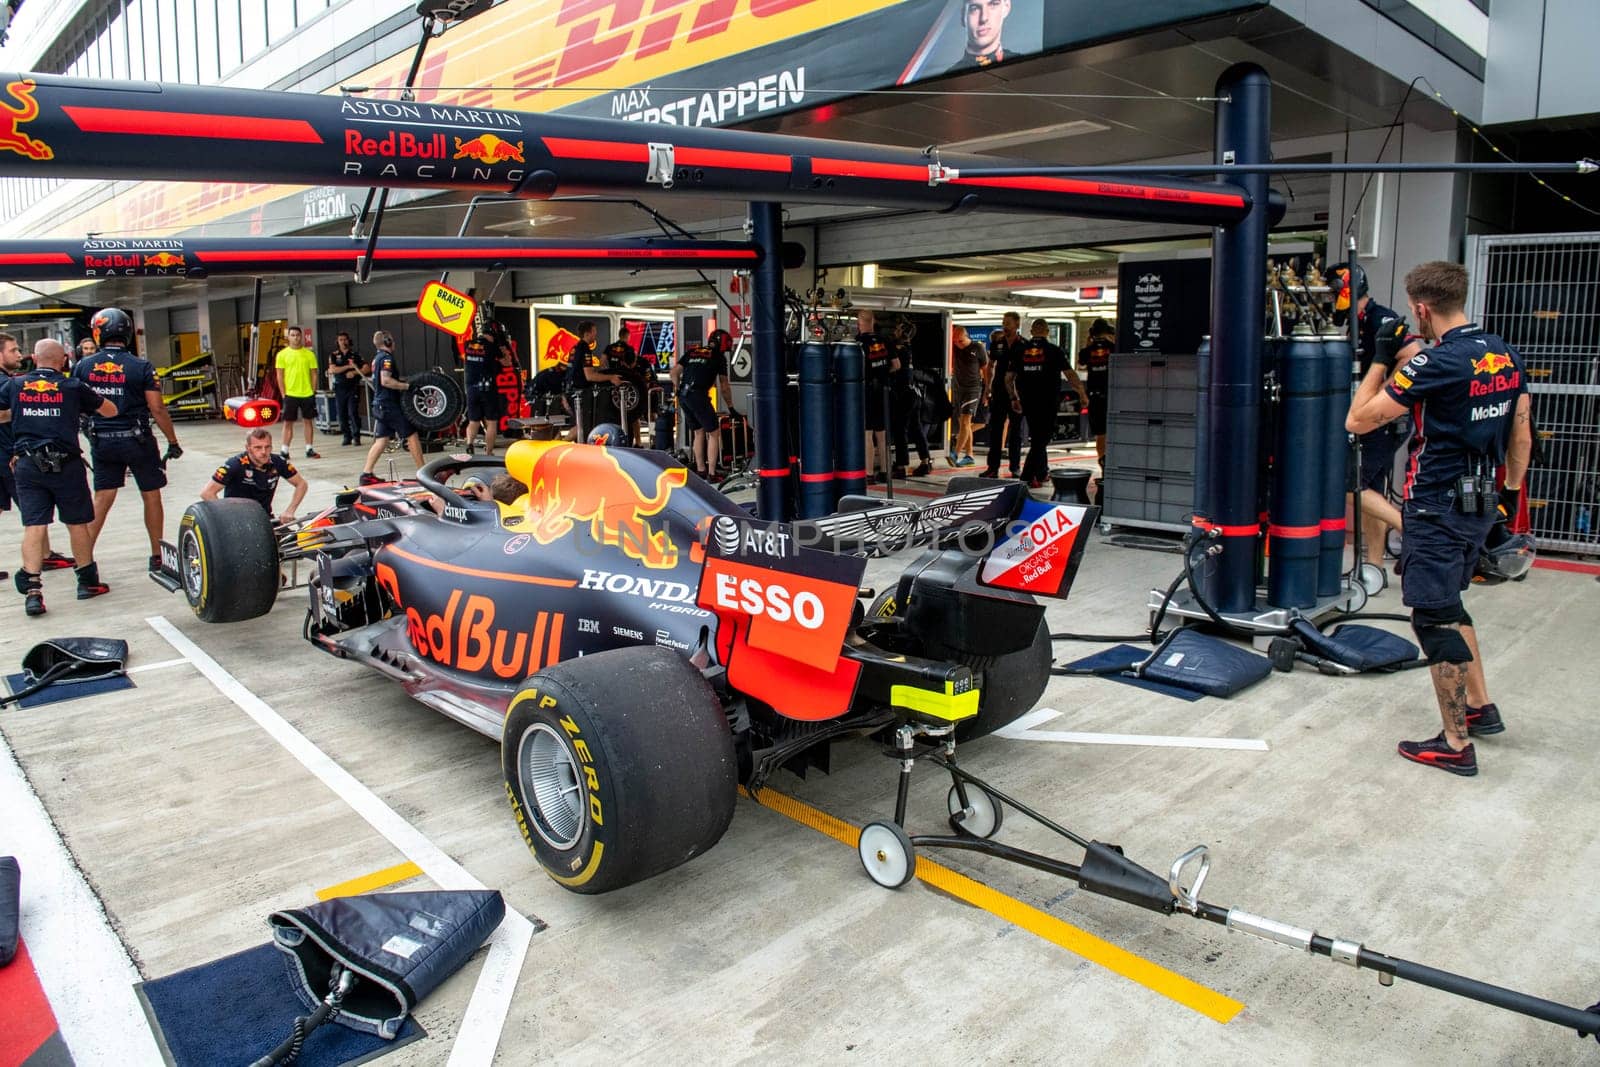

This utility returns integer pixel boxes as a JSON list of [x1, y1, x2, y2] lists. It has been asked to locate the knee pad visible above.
[[1412, 604, 1472, 664]]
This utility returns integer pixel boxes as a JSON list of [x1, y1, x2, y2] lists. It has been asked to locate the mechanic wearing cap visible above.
[[981, 312, 1027, 480], [462, 333, 503, 456], [1330, 263, 1416, 570], [1346, 261, 1531, 777], [203, 427, 309, 524], [672, 332, 734, 481], [602, 335, 646, 446], [326, 331, 368, 446], [360, 330, 425, 485], [1077, 318, 1115, 480], [73, 307, 182, 573], [274, 326, 321, 460], [1008, 319, 1088, 489], [0, 332, 77, 582], [0, 339, 118, 615]]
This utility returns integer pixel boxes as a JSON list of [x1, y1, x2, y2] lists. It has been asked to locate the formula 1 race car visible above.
[[155, 439, 1093, 894]]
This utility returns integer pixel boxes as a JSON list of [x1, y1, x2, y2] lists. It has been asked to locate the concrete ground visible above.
[[2, 418, 1597, 1065]]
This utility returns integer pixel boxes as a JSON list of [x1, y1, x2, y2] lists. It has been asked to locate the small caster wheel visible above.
[[858, 820, 916, 888], [1340, 580, 1369, 614], [1358, 561, 1387, 596], [947, 782, 1004, 839], [1386, 529, 1403, 559]]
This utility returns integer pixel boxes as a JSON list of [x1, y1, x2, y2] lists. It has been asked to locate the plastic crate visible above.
[[1101, 467, 1196, 529], [1106, 414, 1196, 476], [1109, 353, 1201, 417]]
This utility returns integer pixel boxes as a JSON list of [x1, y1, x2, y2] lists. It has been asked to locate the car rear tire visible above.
[[402, 370, 465, 433], [502, 646, 737, 894], [178, 499, 279, 623]]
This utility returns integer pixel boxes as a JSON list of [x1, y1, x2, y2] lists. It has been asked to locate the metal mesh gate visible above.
[[1467, 232, 1600, 555]]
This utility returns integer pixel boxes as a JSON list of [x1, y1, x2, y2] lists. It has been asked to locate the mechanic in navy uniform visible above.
[[981, 311, 1027, 479], [565, 320, 601, 441], [1077, 318, 1115, 479], [461, 333, 504, 456], [73, 307, 182, 573], [0, 339, 118, 616], [360, 330, 425, 485], [856, 311, 900, 483], [1008, 318, 1088, 489], [889, 321, 933, 478], [671, 332, 735, 481], [602, 335, 645, 446], [326, 330, 368, 446], [1346, 261, 1532, 777], [202, 427, 309, 523], [1329, 263, 1416, 570]]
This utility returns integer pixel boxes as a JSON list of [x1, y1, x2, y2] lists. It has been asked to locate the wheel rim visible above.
[[179, 526, 204, 600], [516, 722, 586, 850], [414, 384, 449, 419], [858, 822, 912, 887], [1359, 562, 1387, 595], [947, 784, 1001, 838]]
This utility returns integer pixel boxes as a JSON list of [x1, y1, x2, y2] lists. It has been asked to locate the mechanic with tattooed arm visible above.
[[1345, 261, 1532, 777]]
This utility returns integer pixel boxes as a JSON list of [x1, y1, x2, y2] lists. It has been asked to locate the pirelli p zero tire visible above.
[[178, 499, 279, 623], [402, 370, 465, 433], [872, 590, 1049, 741], [502, 646, 737, 895]]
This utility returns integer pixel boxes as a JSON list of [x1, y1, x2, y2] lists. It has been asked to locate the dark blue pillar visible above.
[[749, 202, 790, 521], [1202, 63, 1271, 613]]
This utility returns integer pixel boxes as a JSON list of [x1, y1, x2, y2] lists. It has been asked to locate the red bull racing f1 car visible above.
[[156, 439, 1090, 893]]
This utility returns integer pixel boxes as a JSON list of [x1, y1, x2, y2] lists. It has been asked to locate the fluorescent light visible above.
[[561, 294, 576, 305], [862, 263, 878, 288], [910, 299, 1025, 312], [943, 120, 1109, 156], [1015, 288, 1078, 300]]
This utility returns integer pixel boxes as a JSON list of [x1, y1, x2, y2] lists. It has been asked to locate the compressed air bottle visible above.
[[797, 341, 835, 518]]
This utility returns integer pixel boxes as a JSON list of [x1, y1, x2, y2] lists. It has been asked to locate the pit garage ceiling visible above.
[[23, 6, 1439, 313]]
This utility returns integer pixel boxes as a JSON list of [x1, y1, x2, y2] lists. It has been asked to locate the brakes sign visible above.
[[416, 281, 476, 337], [697, 516, 862, 671]]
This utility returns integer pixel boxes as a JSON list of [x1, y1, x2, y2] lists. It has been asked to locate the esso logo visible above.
[[712, 574, 825, 629]]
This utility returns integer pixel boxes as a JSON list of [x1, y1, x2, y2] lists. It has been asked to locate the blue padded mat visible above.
[[3, 671, 134, 709], [136, 943, 423, 1067], [1056, 644, 1204, 702]]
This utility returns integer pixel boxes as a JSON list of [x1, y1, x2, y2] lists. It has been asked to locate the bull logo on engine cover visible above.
[[506, 440, 687, 569]]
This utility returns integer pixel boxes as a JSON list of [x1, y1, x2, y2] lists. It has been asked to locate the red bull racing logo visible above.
[[143, 252, 184, 268], [505, 440, 686, 569], [1472, 352, 1514, 376], [20, 378, 57, 395], [90, 361, 122, 375], [0, 80, 53, 161], [453, 133, 525, 164]]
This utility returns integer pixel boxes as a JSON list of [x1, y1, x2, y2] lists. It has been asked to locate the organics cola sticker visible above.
[[979, 500, 1090, 596]]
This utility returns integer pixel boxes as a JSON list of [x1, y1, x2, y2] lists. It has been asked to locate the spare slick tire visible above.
[[177, 498, 280, 623], [872, 590, 1049, 741], [402, 370, 465, 433], [502, 645, 737, 895]]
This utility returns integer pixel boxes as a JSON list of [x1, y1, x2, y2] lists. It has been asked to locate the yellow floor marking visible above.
[[315, 860, 425, 901], [745, 787, 1244, 1023]]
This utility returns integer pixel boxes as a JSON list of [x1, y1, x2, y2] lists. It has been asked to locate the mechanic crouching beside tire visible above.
[[0, 338, 118, 616], [203, 427, 309, 524], [1345, 261, 1532, 777]]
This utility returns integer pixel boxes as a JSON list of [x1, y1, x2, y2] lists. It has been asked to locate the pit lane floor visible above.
[[2, 420, 1597, 1065]]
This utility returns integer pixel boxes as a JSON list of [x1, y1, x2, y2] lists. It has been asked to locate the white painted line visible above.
[[0, 735, 165, 1065], [996, 708, 1270, 752], [127, 657, 189, 674], [146, 616, 533, 1067]]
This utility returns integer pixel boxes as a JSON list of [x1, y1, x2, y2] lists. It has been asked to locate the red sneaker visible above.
[[1397, 733, 1477, 776]]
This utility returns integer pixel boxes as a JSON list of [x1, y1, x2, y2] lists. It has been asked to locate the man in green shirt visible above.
[[275, 326, 321, 459]]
